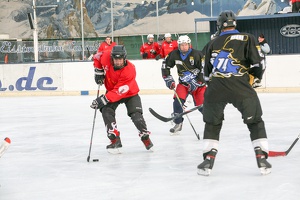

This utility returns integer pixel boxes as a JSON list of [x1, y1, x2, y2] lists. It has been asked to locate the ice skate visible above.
[[140, 131, 153, 150], [254, 147, 272, 175], [106, 136, 122, 154], [170, 122, 182, 135], [197, 149, 218, 176]]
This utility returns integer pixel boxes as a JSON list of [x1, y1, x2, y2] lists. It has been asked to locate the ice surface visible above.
[[0, 93, 300, 200]]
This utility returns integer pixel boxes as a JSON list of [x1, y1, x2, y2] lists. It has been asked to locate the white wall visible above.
[[265, 55, 300, 88], [0, 54, 299, 96]]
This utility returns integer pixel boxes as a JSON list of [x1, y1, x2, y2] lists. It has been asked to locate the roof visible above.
[[194, 13, 300, 22]]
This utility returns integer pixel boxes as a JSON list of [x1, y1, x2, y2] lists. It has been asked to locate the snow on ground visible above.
[[0, 93, 300, 200]]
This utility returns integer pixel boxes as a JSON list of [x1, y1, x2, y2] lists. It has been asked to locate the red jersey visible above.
[[160, 40, 178, 58], [97, 41, 116, 53], [140, 42, 160, 59], [93, 51, 140, 102]]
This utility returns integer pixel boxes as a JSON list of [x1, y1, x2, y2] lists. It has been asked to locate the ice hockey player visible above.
[[140, 34, 160, 59], [155, 33, 178, 60], [250, 33, 271, 88], [97, 36, 116, 53], [91, 45, 153, 153], [197, 10, 271, 176], [161, 35, 206, 135]]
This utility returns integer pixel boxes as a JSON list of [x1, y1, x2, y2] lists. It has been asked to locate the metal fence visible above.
[[0, 33, 211, 64]]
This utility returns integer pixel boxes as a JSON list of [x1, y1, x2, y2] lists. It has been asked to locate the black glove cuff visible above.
[[97, 95, 109, 105], [95, 68, 104, 75]]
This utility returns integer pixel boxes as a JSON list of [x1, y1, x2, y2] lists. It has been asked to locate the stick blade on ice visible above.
[[268, 134, 299, 157]]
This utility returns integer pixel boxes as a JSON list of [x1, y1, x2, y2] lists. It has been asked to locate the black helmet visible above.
[[111, 45, 127, 70], [111, 45, 127, 59], [158, 34, 164, 41], [217, 10, 237, 31]]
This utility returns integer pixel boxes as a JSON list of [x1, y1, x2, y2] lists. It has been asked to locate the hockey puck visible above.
[[93, 159, 99, 162]]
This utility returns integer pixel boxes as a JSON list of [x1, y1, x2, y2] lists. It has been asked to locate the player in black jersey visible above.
[[162, 35, 206, 135], [197, 10, 271, 176]]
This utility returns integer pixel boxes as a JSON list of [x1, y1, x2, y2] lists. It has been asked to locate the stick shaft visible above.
[[87, 85, 101, 162], [173, 89, 200, 140]]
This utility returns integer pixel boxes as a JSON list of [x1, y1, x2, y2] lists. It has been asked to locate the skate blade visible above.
[[147, 146, 154, 152], [197, 168, 211, 176], [170, 131, 181, 136], [259, 167, 271, 175], [107, 148, 122, 154]]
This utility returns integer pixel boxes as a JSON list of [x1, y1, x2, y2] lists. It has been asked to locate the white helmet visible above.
[[147, 34, 154, 39], [164, 33, 171, 38], [177, 35, 191, 45]]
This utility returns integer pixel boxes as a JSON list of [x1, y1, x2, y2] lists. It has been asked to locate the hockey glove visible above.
[[94, 68, 105, 85], [163, 75, 175, 90], [252, 78, 262, 88], [150, 49, 157, 55], [188, 79, 205, 92], [142, 53, 148, 59], [155, 54, 161, 60], [90, 95, 109, 110]]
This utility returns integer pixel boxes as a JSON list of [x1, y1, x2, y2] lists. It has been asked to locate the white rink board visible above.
[[0, 54, 300, 96]]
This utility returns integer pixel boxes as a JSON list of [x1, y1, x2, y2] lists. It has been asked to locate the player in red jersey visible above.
[[156, 33, 178, 60], [140, 34, 160, 59], [97, 36, 116, 53], [91, 45, 153, 153]]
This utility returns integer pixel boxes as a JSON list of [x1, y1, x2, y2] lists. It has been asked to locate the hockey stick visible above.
[[268, 134, 300, 157], [0, 137, 11, 158], [173, 89, 200, 140], [149, 104, 203, 122], [87, 84, 101, 162]]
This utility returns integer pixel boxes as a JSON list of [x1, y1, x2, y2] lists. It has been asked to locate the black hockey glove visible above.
[[90, 95, 109, 110], [249, 64, 263, 80], [252, 78, 262, 88], [155, 54, 161, 60], [150, 49, 157, 55], [142, 53, 148, 59], [94, 68, 105, 85], [163, 75, 175, 90]]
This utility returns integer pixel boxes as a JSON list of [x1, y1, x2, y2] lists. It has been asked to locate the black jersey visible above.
[[204, 30, 263, 81], [162, 48, 205, 85]]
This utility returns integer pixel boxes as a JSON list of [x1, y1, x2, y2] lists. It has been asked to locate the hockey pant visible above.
[[172, 84, 205, 124], [101, 94, 148, 139], [202, 95, 268, 153]]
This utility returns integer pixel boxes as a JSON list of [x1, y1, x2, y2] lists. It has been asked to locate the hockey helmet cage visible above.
[[164, 33, 171, 38], [111, 45, 127, 59], [217, 10, 237, 31], [147, 34, 154, 39], [177, 35, 191, 45]]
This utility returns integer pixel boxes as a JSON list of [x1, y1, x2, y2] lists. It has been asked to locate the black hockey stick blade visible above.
[[149, 104, 203, 122], [285, 133, 300, 155], [269, 133, 300, 157]]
